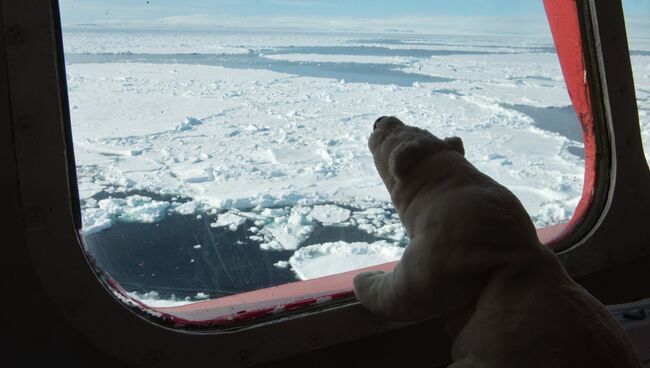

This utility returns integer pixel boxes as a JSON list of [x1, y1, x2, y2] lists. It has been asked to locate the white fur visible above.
[[354, 117, 640, 367]]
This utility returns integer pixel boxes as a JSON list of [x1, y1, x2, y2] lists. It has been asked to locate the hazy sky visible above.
[[60, 0, 545, 20], [59, 0, 650, 29]]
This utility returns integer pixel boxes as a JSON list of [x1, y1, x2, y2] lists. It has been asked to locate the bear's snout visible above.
[[374, 116, 387, 130], [369, 116, 408, 155], [373, 116, 403, 131]]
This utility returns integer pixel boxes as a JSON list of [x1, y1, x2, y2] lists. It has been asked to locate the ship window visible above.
[[59, 0, 589, 321]]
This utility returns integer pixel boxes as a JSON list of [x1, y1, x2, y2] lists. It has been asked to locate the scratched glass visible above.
[[60, 1, 581, 307]]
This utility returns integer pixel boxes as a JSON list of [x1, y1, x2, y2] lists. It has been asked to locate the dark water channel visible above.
[[65, 43, 550, 87], [66, 49, 454, 87], [83, 210, 389, 300], [501, 104, 584, 159]]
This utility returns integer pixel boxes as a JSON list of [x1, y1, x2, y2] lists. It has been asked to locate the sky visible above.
[[59, 0, 650, 33], [60, 0, 547, 20]]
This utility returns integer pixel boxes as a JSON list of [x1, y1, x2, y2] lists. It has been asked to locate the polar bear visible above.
[[353, 116, 640, 367]]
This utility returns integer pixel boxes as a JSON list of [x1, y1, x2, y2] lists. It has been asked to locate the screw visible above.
[[24, 208, 44, 230], [617, 79, 627, 97], [63, 302, 80, 321], [146, 350, 163, 366], [308, 331, 324, 347], [5, 26, 25, 47], [239, 350, 253, 366], [16, 115, 33, 137]]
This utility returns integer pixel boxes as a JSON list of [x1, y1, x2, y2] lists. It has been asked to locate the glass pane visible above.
[[623, 0, 650, 164], [60, 1, 583, 307]]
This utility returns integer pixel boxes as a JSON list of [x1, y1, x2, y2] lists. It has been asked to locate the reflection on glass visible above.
[[60, 1, 582, 307]]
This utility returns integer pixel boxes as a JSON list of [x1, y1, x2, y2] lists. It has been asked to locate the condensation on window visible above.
[[60, 1, 583, 307]]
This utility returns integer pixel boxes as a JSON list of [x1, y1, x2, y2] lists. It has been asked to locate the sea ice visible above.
[[174, 200, 201, 215], [289, 241, 404, 280], [309, 204, 351, 224], [261, 206, 314, 251], [61, 25, 649, 305], [175, 116, 203, 131], [212, 212, 246, 231], [126, 291, 195, 308], [82, 195, 170, 235]]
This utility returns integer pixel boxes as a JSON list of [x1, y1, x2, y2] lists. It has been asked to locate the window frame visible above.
[[3, 0, 649, 366]]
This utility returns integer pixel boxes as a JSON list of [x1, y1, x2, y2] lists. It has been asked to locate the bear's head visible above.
[[369, 116, 465, 192]]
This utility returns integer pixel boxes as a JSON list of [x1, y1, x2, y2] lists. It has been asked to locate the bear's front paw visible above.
[[353, 270, 385, 298]]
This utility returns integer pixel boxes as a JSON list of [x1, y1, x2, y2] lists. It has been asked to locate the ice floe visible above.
[[309, 204, 351, 224], [289, 241, 404, 280], [81, 195, 170, 235]]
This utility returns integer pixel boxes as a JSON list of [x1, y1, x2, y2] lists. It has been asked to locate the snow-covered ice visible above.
[[310, 205, 351, 225], [81, 195, 170, 235], [61, 24, 650, 306], [289, 241, 404, 280], [126, 291, 195, 308], [212, 212, 246, 231]]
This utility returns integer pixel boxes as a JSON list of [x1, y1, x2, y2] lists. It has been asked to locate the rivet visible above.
[[146, 350, 163, 366], [24, 208, 45, 230], [239, 350, 253, 366], [618, 80, 627, 96], [5, 26, 25, 47], [16, 115, 33, 137], [308, 331, 324, 347], [63, 301, 81, 322]]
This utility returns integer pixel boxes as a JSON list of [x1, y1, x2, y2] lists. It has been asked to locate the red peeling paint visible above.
[[98, 263, 357, 328], [159, 291, 355, 328], [105, 277, 155, 312], [543, 0, 597, 245]]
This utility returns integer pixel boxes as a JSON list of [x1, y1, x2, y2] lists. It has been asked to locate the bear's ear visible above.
[[388, 137, 432, 179], [444, 136, 464, 156]]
